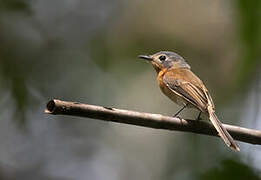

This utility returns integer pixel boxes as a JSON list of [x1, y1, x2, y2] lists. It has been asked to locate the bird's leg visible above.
[[196, 111, 202, 121], [173, 104, 187, 117]]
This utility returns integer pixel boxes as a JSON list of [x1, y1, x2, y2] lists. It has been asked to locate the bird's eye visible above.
[[159, 55, 166, 61]]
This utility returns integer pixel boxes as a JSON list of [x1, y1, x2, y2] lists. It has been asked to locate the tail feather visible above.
[[208, 107, 240, 151]]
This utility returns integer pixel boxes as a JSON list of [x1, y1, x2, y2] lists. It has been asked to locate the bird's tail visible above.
[[208, 106, 240, 151]]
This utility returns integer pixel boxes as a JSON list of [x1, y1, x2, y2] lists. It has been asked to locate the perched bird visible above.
[[139, 51, 240, 151]]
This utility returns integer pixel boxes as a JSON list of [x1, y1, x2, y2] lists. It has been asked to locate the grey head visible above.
[[139, 51, 190, 72]]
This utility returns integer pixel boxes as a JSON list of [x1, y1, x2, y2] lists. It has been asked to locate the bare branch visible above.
[[45, 99, 261, 145]]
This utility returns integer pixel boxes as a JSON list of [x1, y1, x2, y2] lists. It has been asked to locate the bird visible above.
[[139, 51, 240, 151]]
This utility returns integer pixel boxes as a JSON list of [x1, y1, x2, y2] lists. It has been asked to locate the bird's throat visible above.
[[151, 62, 162, 74]]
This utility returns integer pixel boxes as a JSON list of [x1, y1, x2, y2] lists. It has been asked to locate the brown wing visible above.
[[163, 68, 213, 112], [163, 68, 239, 151]]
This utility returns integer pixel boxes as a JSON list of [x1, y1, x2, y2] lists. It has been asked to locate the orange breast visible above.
[[157, 69, 187, 106]]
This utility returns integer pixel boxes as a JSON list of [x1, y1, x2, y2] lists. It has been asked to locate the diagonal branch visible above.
[[45, 99, 261, 145]]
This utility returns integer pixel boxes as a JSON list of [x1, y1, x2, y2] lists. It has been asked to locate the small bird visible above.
[[139, 51, 240, 151]]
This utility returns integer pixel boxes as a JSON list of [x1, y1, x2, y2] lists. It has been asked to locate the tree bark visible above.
[[45, 99, 261, 146]]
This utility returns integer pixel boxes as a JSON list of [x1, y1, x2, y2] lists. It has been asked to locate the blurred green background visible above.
[[0, 0, 261, 179]]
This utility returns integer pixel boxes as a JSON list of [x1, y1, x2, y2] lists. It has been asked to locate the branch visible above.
[[45, 99, 261, 145]]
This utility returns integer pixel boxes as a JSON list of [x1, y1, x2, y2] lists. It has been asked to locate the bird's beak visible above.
[[138, 55, 153, 61]]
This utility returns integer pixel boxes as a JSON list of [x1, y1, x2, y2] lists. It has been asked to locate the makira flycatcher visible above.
[[139, 51, 240, 151]]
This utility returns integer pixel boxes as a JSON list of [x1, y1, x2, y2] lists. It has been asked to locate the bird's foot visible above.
[[172, 115, 184, 125]]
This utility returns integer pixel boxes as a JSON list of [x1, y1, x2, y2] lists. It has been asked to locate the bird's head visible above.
[[139, 51, 190, 73]]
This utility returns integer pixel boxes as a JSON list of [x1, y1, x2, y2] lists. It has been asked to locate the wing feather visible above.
[[163, 75, 208, 111]]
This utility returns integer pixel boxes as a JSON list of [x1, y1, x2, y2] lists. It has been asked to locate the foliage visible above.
[[200, 159, 260, 180]]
